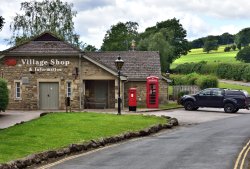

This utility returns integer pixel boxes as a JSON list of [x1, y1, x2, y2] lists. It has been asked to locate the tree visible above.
[[219, 32, 234, 45], [138, 18, 189, 71], [0, 16, 4, 31], [236, 46, 250, 63], [0, 78, 9, 112], [9, 0, 82, 47], [203, 36, 219, 53], [235, 28, 250, 49], [101, 21, 139, 51], [84, 44, 97, 52]]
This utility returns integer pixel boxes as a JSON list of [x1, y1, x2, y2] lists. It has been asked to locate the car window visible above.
[[199, 89, 211, 96], [212, 89, 223, 96]]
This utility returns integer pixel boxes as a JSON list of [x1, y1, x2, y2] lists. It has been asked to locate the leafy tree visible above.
[[219, 32, 234, 45], [236, 46, 250, 63], [203, 36, 219, 53], [0, 16, 4, 31], [9, 0, 82, 47], [138, 18, 189, 71], [0, 78, 9, 112], [235, 28, 250, 49], [84, 44, 97, 52], [101, 21, 139, 51]]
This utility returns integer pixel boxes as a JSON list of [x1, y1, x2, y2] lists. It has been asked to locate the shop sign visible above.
[[21, 59, 70, 72]]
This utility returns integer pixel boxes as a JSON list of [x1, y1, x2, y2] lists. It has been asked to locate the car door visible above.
[[210, 89, 224, 107], [195, 89, 212, 107]]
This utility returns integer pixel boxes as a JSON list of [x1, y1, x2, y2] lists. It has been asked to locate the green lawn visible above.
[[219, 82, 250, 93], [0, 112, 166, 163], [171, 46, 240, 69]]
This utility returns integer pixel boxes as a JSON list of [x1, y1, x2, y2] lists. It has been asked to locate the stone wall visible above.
[[1, 56, 81, 110]]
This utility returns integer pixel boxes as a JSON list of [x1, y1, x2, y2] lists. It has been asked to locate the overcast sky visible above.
[[1, 0, 250, 50]]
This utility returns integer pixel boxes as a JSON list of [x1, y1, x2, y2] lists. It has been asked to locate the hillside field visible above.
[[171, 46, 240, 69]]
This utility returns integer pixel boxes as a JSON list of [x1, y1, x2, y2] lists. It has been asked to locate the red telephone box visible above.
[[128, 88, 137, 111], [146, 76, 159, 108]]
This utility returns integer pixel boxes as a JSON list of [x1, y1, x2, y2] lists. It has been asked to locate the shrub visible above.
[[195, 75, 218, 89], [243, 65, 250, 82], [0, 78, 9, 112], [231, 44, 236, 51], [224, 46, 231, 52], [236, 46, 250, 63], [170, 73, 218, 89]]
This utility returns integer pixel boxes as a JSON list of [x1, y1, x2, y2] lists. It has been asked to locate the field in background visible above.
[[171, 46, 240, 69]]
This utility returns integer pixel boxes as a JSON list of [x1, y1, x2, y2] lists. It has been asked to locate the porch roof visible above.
[[84, 51, 162, 81]]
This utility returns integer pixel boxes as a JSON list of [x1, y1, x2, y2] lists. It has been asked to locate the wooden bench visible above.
[[84, 97, 106, 109]]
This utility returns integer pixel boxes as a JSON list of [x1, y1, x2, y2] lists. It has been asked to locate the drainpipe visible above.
[[79, 53, 82, 110]]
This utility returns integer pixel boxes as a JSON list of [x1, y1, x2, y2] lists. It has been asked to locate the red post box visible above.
[[146, 76, 159, 108], [128, 88, 137, 111]]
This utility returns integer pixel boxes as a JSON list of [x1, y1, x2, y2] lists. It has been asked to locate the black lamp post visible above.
[[115, 55, 124, 115]]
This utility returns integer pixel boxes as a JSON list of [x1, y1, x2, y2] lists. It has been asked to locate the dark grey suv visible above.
[[180, 88, 250, 113]]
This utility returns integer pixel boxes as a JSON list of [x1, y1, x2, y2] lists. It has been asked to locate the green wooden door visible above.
[[39, 82, 59, 109]]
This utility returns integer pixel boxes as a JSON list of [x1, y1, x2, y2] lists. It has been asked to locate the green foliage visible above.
[[235, 27, 250, 48], [0, 112, 166, 163], [170, 73, 218, 89], [243, 65, 250, 81], [0, 78, 9, 112], [9, 0, 82, 47], [231, 44, 236, 51], [195, 75, 218, 89], [224, 46, 231, 52], [0, 16, 4, 31], [236, 46, 250, 63], [101, 21, 139, 51], [84, 44, 97, 52], [203, 36, 219, 53], [138, 18, 189, 71]]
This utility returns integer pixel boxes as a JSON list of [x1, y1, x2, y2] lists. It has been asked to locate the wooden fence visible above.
[[172, 85, 200, 100]]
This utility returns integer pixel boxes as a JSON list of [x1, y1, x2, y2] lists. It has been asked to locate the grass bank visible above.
[[0, 112, 166, 163], [219, 82, 250, 93], [171, 46, 240, 69]]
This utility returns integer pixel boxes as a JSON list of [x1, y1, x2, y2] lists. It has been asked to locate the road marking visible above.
[[240, 146, 250, 169], [234, 139, 250, 169]]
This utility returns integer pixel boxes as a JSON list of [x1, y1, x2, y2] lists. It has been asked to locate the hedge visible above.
[[170, 73, 218, 89], [172, 61, 250, 81], [0, 78, 9, 112]]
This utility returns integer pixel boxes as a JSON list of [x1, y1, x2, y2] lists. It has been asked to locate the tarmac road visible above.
[[45, 108, 250, 169]]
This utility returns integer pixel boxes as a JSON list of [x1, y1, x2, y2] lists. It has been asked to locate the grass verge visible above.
[[0, 112, 166, 163]]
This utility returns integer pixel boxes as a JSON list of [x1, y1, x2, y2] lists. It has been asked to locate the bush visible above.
[[195, 75, 218, 89], [170, 73, 218, 89], [0, 78, 9, 112], [236, 46, 250, 63], [224, 46, 231, 52], [231, 44, 236, 51]]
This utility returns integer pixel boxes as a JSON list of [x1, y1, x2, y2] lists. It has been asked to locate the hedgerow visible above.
[[0, 78, 9, 112]]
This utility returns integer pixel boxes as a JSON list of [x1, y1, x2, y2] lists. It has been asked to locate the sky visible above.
[[1, 0, 250, 50]]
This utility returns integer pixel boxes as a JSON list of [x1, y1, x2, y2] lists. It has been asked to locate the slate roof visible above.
[[1, 32, 81, 56], [85, 51, 162, 81]]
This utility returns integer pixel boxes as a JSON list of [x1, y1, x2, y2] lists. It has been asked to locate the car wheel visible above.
[[184, 101, 194, 111], [233, 108, 239, 113], [193, 107, 199, 110], [224, 103, 235, 113]]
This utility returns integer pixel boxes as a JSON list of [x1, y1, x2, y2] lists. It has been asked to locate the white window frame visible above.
[[66, 81, 72, 98], [14, 80, 22, 100]]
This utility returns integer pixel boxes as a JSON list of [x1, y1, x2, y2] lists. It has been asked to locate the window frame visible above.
[[66, 81, 72, 98], [14, 80, 22, 100]]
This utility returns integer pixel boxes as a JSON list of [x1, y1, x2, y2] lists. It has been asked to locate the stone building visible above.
[[0, 32, 169, 110]]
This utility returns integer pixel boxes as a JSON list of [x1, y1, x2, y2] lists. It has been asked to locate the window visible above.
[[15, 81, 21, 99], [66, 81, 72, 97]]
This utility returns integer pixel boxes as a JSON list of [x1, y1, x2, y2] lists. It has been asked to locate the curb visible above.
[[0, 116, 178, 169]]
